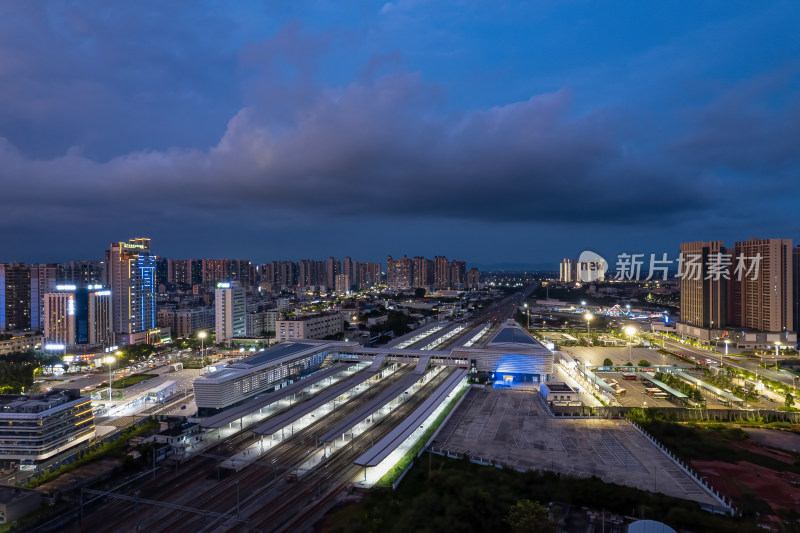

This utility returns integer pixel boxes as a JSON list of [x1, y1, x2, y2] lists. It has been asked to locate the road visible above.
[[659, 336, 796, 389]]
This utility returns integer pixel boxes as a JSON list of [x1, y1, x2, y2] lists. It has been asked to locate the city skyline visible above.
[[1, 2, 800, 265]]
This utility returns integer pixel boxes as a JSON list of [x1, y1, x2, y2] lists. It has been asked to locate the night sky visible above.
[[1, 1, 799, 269]]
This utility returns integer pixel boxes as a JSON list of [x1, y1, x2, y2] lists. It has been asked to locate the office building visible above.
[[43, 285, 112, 346], [215, 282, 246, 344], [276, 311, 343, 342], [730, 238, 793, 333], [679, 241, 729, 329], [0, 264, 31, 331], [106, 238, 157, 341], [0, 389, 95, 467]]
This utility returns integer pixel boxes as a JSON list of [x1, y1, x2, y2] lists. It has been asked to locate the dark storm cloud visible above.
[[0, 70, 714, 229], [2, 1, 800, 263]]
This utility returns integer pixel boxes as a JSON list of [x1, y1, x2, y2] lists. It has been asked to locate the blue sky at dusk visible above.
[[1, 1, 799, 268]]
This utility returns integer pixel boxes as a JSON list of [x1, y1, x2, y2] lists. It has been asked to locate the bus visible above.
[[645, 388, 662, 396], [652, 392, 669, 399], [615, 388, 627, 396], [621, 373, 637, 380]]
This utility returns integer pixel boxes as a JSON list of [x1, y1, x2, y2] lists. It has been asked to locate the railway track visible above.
[[77, 365, 415, 532], [238, 366, 457, 533]]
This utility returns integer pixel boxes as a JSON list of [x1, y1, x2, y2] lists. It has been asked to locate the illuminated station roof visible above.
[[484, 320, 552, 355], [195, 341, 338, 385]]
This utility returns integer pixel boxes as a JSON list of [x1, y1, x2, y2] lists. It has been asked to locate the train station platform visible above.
[[251, 365, 405, 437], [318, 370, 432, 444], [355, 368, 468, 469]]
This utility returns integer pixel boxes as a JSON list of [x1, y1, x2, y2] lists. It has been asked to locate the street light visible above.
[[105, 353, 118, 403], [523, 303, 530, 330], [624, 326, 636, 361], [584, 313, 593, 344], [198, 331, 207, 360]]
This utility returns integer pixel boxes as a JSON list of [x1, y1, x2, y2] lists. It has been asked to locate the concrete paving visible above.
[[431, 388, 719, 506]]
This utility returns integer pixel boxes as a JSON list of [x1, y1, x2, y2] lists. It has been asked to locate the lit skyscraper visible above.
[[106, 238, 157, 340], [215, 281, 246, 344]]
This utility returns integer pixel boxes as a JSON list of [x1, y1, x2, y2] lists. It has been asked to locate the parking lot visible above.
[[432, 388, 719, 506], [564, 346, 679, 367]]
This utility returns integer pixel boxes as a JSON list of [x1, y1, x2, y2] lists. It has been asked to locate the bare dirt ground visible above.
[[692, 459, 800, 514], [743, 427, 800, 453]]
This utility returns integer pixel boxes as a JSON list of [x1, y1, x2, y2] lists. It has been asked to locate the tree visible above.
[[602, 358, 613, 367], [505, 499, 553, 533], [638, 360, 651, 367], [786, 393, 795, 409]]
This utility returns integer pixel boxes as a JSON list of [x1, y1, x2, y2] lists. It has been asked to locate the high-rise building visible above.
[[57, 260, 105, 286], [215, 281, 246, 344], [155, 258, 168, 288], [272, 261, 297, 289], [793, 246, 800, 334], [358, 262, 382, 289], [335, 274, 350, 294], [30, 264, 58, 330], [450, 260, 466, 289], [342, 257, 358, 289], [326, 257, 341, 289], [559, 258, 578, 283], [44, 285, 112, 346], [467, 267, 480, 289], [167, 259, 196, 287], [679, 241, 728, 329], [413, 256, 430, 288], [730, 238, 793, 333], [0, 263, 31, 331], [387, 255, 413, 289], [106, 238, 157, 339], [433, 256, 450, 289]]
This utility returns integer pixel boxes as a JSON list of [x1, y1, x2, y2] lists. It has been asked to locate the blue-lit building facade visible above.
[[457, 321, 554, 388], [107, 238, 157, 344]]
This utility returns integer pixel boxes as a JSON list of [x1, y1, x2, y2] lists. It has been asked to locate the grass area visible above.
[[374, 385, 468, 488], [630, 413, 800, 474], [20, 419, 159, 488], [110, 373, 157, 388], [323, 454, 762, 533]]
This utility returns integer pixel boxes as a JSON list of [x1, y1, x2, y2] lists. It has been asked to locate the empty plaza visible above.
[[432, 388, 719, 506]]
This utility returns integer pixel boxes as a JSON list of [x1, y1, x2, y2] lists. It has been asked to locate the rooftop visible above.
[[195, 340, 341, 385], [544, 382, 575, 392], [484, 320, 552, 355]]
